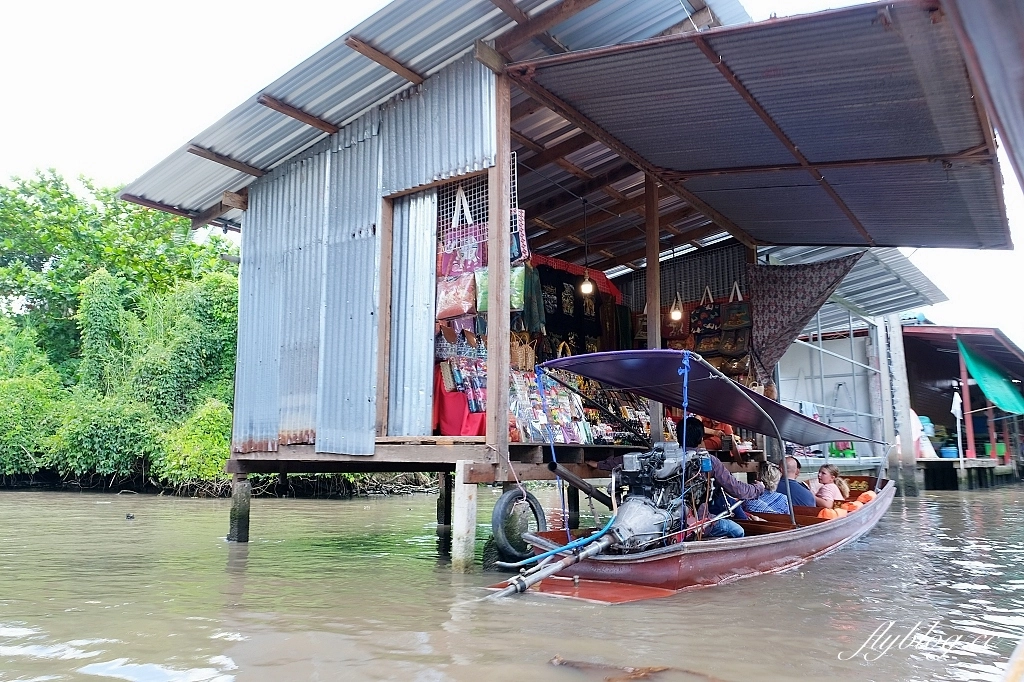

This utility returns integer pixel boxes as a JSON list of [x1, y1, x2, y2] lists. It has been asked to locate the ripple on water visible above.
[[0, 489, 1023, 681]]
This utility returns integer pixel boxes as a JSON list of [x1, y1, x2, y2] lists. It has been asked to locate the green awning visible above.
[[958, 339, 1024, 415]]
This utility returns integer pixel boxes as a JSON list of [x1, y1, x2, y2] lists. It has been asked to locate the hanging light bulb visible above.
[[578, 198, 594, 295], [669, 291, 683, 320], [580, 269, 594, 295]]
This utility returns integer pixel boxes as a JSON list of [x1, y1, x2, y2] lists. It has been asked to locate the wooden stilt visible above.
[[452, 461, 478, 572], [227, 473, 251, 543], [567, 486, 580, 529]]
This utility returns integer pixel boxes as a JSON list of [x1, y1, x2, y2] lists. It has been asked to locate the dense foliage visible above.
[[0, 172, 239, 490]]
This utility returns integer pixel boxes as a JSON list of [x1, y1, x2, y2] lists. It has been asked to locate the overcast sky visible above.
[[1, 0, 1022, 348]]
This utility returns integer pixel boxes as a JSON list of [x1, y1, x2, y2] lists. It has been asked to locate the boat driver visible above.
[[680, 417, 764, 539]]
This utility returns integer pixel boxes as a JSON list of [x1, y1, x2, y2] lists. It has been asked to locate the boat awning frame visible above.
[[506, 0, 1012, 250], [541, 350, 884, 445]]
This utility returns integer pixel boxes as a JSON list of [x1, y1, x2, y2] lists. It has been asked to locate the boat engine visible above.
[[606, 446, 691, 551]]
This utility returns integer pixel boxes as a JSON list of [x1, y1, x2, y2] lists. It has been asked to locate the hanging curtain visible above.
[[957, 339, 1024, 414], [747, 253, 864, 382]]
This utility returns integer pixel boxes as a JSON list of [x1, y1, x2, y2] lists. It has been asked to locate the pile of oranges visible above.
[[817, 490, 877, 520]]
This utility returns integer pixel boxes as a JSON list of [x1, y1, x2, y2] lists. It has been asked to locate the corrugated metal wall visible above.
[[315, 120, 384, 455], [382, 53, 496, 196], [233, 139, 331, 453], [232, 55, 496, 455], [387, 190, 438, 435], [617, 243, 749, 312]]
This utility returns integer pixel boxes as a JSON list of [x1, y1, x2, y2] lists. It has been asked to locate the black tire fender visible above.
[[490, 488, 547, 561]]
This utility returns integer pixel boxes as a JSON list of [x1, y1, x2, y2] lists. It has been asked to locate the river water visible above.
[[2, 486, 1024, 682]]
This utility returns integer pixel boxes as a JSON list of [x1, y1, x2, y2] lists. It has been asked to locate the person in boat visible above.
[[680, 417, 764, 539], [814, 463, 850, 508], [740, 462, 791, 516], [777, 456, 817, 508], [697, 415, 740, 460]]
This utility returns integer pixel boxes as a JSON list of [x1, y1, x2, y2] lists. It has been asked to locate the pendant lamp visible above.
[[668, 242, 683, 320], [579, 198, 594, 295]]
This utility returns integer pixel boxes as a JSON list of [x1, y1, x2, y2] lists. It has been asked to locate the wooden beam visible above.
[[655, 6, 716, 36], [523, 163, 639, 217], [518, 132, 595, 174], [691, 35, 876, 247], [345, 36, 424, 85], [507, 67, 759, 248], [488, 0, 568, 54], [511, 130, 592, 179], [473, 39, 506, 75], [376, 197, 395, 437], [645, 174, 663, 440], [120, 194, 191, 218], [222, 187, 248, 211], [187, 145, 266, 177], [510, 96, 544, 122], [660, 146, 995, 179], [530, 186, 671, 248], [552, 207, 695, 263], [191, 201, 228, 230], [495, 0, 601, 54], [486, 72, 512, 478], [589, 222, 718, 269], [257, 94, 338, 134]]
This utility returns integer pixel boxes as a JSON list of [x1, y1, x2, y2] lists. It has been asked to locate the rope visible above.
[[678, 351, 691, 538]]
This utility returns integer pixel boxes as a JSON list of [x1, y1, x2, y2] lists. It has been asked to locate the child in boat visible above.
[[814, 464, 849, 508]]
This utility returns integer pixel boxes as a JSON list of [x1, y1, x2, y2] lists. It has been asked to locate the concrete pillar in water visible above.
[[452, 461, 477, 572], [227, 473, 251, 543], [884, 314, 920, 496]]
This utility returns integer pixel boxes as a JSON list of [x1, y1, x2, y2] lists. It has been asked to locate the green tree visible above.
[[0, 170, 237, 378]]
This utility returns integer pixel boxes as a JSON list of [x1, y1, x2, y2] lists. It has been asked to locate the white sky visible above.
[[1, 0, 1022, 348]]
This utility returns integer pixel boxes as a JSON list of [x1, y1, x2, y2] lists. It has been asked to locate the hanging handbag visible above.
[[720, 281, 752, 330], [695, 332, 722, 356], [439, 185, 487, 275], [720, 328, 750, 357], [436, 273, 477, 319], [634, 304, 648, 340], [556, 341, 573, 358], [510, 208, 530, 266], [435, 325, 459, 361], [690, 285, 721, 336]]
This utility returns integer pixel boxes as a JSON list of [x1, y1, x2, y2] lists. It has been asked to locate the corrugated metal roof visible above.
[[509, 0, 1013, 250], [762, 245, 948, 332], [120, 0, 749, 216]]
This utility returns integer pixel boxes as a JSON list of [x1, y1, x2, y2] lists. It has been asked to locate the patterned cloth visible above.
[[744, 491, 792, 514], [747, 254, 864, 382]]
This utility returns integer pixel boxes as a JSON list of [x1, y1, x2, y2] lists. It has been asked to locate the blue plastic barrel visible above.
[[939, 446, 959, 458]]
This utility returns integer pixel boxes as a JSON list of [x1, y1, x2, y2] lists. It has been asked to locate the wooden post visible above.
[[452, 461, 478, 572], [227, 473, 251, 543], [959, 345, 977, 457], [645, 174, 663, 442], [987, 400, 999, 461], [1003, 417, 1013, 466], [487, 72, 512, 480], [376, 197, 395, 436], [567, 486, 580, 529], [436, 471, 454, 556]]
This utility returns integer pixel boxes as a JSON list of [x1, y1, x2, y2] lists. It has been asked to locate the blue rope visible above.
[[677, 351, 691, 539], [535, 368, 571, 543]]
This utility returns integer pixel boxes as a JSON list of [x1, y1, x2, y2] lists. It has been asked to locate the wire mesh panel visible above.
[[438, 174, 489, 254], [617, 243, 749, 312]]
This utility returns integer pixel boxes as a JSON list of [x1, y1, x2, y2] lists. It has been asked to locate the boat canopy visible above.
[[540, 350, 882, 446]]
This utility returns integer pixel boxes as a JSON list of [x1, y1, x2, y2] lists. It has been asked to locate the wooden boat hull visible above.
[[523, 478, 896, 592]]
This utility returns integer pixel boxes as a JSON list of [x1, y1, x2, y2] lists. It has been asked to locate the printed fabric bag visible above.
[[436, 273, 477, 319], [720, 328, 750, 357], [439, 185, 487, 276], [510, 208, 530, 266], [475, 268, 489, 313], [510, 265, 526, 311], [435, 325, 459, 361], [720, 281, 752, 330], [690, 285, 721, 336], [695, 331, 722, 356]]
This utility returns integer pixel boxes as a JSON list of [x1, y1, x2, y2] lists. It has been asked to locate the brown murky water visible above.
[[2, 486, 1024, 681]]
